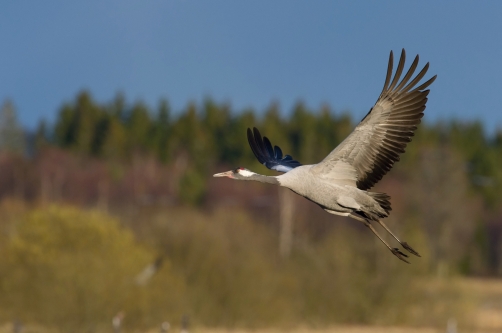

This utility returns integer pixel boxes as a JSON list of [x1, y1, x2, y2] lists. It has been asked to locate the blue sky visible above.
[[1, 1, 501, 134]]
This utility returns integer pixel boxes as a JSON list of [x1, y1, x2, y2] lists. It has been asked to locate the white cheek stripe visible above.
[[239, 169, 255, 177]]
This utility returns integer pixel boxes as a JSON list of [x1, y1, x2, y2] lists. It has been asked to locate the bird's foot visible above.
[[391, 248, 410, 264], [401, 242, 421, 257]]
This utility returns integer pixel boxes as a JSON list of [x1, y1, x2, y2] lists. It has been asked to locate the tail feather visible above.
[[368, 192, 392, 216]]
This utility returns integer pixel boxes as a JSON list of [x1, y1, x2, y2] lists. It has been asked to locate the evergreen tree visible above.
[[101, 116, 127, 159], [126, 101, 153, 153], [155, 98, 171, 162], [0, 99, 26, 154], [35, 120, 49, 149], [201, 98, 231, 163], [226, 108, 256, 166], [73, 91, 102, 154], [54, 103, 76, 148], [289, 101, 317, 163]]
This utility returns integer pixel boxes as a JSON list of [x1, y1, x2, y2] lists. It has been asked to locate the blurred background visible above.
[[1, 1, 502, 333]]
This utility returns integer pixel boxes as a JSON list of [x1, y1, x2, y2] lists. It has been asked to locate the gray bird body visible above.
[[214, 49, 436, 263], [276, 165, 385, 218]]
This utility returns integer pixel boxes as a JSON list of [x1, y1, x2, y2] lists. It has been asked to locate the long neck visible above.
[[243, 173, 280, 185]]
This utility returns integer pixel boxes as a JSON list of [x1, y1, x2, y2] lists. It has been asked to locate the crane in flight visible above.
[[214, 49, 436, 263]]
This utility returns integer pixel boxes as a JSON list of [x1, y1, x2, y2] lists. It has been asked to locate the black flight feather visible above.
[[247, 127, 302, 173]]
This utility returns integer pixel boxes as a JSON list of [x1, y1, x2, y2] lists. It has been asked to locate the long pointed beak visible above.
[[213, 170, 233, 178]]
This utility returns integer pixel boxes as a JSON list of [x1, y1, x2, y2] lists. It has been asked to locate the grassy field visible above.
[[191, 278, 502, 333], [0, 277, 502, 333], [457, 278, 502, 331], [2, 275, 502, 333], [0, 325, 451, 333], [1, 325, 500, 333], [184, 327, 443, 333]]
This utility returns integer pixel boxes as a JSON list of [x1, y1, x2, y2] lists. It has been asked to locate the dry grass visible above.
[[1, 277, 502, 333], [0, 324, 444, 333], [188, 327, 441, 333], [457, 278, 502, 331]]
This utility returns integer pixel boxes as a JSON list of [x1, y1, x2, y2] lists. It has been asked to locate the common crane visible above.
[[214, 49, 436, 263]]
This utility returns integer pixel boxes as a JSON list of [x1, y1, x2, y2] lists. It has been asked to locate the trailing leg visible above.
[[376, 219, 421, 257], [349, 213, 409, 264]]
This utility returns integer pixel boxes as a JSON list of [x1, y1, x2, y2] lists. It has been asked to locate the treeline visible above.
[[31, 91, 355, 204], [26, 91, 502, 208], [37, 91, 354, 164]]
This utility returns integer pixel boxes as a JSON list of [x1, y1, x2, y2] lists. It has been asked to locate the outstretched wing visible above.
[[247, 127, 302, 173], [311, 49, 437, 190]]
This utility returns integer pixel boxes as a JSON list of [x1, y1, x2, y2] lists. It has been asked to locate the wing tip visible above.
[[246, 127, 302, 173]]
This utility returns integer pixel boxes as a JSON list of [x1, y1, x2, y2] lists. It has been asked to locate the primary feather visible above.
[[247, 127, 302, 173], [311, 49, 437, 190]]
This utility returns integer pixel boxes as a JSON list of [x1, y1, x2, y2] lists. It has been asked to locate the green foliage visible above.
[[0, 202, 477, 329], [35, 119, 49, 149], [154, 99, 171, 163], [126, 102, 154, 152], [178, 167, 207, 205], [136, 208, 452, 328], [0, 205, 186, 331], [0, 99, 26, 154]]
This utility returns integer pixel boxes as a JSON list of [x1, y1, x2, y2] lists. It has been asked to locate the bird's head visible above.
[[213, 167, 256, 180]]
